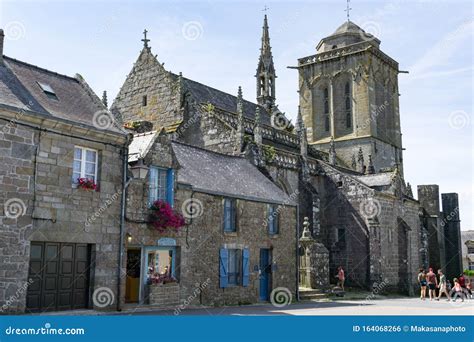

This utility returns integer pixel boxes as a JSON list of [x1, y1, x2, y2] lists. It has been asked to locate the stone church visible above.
[[112, 15, 462, 296], [0, 14, 464, 313]]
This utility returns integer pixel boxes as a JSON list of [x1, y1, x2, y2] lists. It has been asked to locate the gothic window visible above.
[[323, 87, 330, 132], [344, 82, 352, 129], [337, 228, 346, 243], [259, 76, 265, 96]]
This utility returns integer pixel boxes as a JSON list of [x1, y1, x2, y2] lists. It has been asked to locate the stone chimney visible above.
[[0, 29, 4, 65]]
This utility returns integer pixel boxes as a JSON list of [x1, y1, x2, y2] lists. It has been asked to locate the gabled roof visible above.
[[0, 56, 124, 134], [171, 141, 296, 205]]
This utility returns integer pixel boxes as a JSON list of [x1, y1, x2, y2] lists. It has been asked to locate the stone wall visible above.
[[319, 162, 422, 293], [0, 114, 126, 313], [111, 48, 181, 129]]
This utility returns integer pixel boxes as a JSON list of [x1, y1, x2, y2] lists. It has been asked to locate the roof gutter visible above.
[[176, 183, 297, 207]]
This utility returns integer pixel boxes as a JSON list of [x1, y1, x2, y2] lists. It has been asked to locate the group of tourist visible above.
[[418, 268, 472, 302]]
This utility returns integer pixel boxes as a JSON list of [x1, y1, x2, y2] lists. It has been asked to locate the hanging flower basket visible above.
[[149, 200, 185, 232], [77, 178, 97, 191]]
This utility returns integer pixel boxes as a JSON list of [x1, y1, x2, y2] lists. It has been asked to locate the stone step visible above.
[[299, 293, 328, 300], [299, 288, 328, 300]]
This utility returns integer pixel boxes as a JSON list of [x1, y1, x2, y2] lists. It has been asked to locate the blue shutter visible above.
[[166, 169, 174, 207], [219, 248, 228, 288], [242, 248, 250, 287]]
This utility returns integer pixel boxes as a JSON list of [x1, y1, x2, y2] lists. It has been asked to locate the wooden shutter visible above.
[[219, 248, 228, 288]]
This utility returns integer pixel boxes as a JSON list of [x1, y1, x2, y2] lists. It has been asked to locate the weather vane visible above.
[[262, 5, 270, 13], [345, 0, 352, 22], [142, 29, 150, 48]]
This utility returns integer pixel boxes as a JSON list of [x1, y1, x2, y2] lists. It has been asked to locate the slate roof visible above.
[[171, 141, 296, 205], [128, 131, 158, 162], [0, 56, 123, 134], [172, 74, 271, 125]]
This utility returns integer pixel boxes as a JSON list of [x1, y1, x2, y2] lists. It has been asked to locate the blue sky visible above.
[[1, 0, 472, 229]]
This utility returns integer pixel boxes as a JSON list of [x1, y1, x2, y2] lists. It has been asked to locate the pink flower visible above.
[[149, 200, 185, 231]]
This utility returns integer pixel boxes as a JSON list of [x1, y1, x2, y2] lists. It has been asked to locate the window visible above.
[[268, 204, 279, 235], [146, 247, 176, 282], [227, 249, 241, 285], [467, 246, 474, 254], [219, 248, 249, 287], [149, 167, 174, 206], [73, 146, 98, 183], [345, 82, 352, 129], [223, 198, 237, 232], [37, 81, 58, 100], [142, 95, 147, 107], [323, 87, 330, 132], [337, 228, 346, 243], [323, 88, 329, 114], [469, 261, 474, 271]]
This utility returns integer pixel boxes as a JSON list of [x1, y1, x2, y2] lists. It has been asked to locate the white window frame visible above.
[[73, 146, 98, 184]]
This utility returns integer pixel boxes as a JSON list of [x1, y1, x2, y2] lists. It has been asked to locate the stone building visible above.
[[112, 16, 463, 296], [0, 12, 464, 313], [460, 230, 474, 273], [0, 30, 129, 313], [123, 131, 297, 306]]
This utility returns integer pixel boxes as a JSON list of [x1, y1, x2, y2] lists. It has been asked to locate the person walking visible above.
[[417, 268, 427, 300], [337, 266, 345, 291], [459, 272, 466, 289], [451, 278, 464, 302], [426, 268, 437, 300], [436, 269, 450, 301]]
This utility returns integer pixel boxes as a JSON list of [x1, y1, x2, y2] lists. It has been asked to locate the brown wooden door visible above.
[[26, 242, 91, 312]]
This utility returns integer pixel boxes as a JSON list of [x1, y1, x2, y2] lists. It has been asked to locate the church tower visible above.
[[297, 21, 404, 176], [256, 14, 276, 112]]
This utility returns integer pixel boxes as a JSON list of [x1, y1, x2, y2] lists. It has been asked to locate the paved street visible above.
[[112, 298, 474, 316]]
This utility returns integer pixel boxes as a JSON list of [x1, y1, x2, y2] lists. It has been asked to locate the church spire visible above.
[[256, 14, 276, 112]]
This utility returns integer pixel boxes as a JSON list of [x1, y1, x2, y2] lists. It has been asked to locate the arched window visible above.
[[323, 87, 330, 132], [344, 82, 352, 129]]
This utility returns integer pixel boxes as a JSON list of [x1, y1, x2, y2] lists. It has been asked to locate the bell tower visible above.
[[298, 21, 404, 176], [256, 14, 276, 112]]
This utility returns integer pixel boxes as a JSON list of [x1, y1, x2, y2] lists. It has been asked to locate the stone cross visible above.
[[142, 29, 150, 48], [345, 0, 352, 22]]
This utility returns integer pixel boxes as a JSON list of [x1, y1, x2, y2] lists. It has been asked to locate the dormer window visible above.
[[37, 82, 58, 100]]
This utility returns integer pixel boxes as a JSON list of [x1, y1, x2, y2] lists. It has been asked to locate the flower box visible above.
[[148, 283, 180, 306], [76, 178, 97, 191]]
